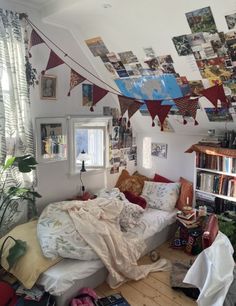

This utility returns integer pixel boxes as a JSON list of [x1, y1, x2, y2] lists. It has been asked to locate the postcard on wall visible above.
[[85, 37, 109, 57], [151, 143, 168, 159], [143, 47, 156, 59], [107, 52, 120, 63], [104, 62, 118, 76], [172, 35, 193, 56], [204, 107, 233, 122], [225, 13, 236, 30], [82, 84, 93, 106], [185, 6, 218, 34], [118, 51, 138, 64], [187, 33, 206, 47]]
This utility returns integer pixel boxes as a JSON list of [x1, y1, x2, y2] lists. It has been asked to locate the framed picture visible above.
[[151, 143, 168, 159], [36, 117, 67, 162], [40, 75, 57, 100]]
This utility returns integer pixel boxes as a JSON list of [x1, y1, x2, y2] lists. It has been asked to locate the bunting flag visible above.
[[29, 29, 44, 57], [145, 100, 172, 131], [90, 85, 109, 111], [174, 96, 199, 125], [42, 50, 65, 75], [67, 69, 86, 96], [201, 84, 229, 110], [127, 100, 143, 127]]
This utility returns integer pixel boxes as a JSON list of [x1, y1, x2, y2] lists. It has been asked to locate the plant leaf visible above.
[[15, 155, 38, 173], [3, 157, 16, 170], [7, 239, 27, 270]]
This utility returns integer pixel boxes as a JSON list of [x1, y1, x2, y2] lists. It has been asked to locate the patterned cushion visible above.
[[141, 181, 181, 211], [118, 176, 144, 195], [119, 201, 144, 231]]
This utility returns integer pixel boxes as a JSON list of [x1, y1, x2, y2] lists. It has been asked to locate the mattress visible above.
[[38, 208, 177, 305]]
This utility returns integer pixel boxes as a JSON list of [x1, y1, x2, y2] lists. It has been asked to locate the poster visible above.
[[85, 37, 109, 57], [151, 143, 168, 159], [82, 84, 93, 106], [185, 6, 217, 34], [172, 35, 193, 56], [204, 107, 233, 122]]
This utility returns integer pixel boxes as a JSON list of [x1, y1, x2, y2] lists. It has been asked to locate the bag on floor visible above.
[[0, 281, 17, 306], [70, 287, 98, 306]]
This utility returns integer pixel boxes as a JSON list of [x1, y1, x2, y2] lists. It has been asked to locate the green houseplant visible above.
[[0, 155, 41, 270]]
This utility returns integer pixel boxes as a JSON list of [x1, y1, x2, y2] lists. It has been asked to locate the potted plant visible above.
[[0, 155, 41, 271]]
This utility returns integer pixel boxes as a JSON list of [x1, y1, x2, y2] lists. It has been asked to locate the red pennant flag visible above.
[[118, 95, 133, 117], [145, 100, 172, 131], [90, 85, 108, 111], [29, 29, 44, 57], [67, 69, 86, 96], [201, 84, 229, 110], [42, 50, 64, 75], [174, 96, 199, 125]]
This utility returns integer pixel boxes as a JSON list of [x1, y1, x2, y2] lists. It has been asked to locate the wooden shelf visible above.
[[186, 144, 236, 158], [196, 167, 236, 177], [196, 189, 236, 203]]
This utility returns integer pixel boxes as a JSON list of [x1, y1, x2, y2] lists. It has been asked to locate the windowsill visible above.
[[69, 167, 107, 177]]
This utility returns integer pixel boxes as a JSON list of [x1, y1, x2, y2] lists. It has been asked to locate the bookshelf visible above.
[[186, 144, 236, 213]]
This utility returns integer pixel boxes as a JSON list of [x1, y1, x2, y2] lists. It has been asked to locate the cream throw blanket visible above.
[[63, 197, 170, 288]]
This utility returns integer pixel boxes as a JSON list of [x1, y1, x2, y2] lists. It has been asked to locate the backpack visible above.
[[0, 281, 17, 306]]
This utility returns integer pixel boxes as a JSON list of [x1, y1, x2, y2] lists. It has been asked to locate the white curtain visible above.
[[0, 9, 36, 234]]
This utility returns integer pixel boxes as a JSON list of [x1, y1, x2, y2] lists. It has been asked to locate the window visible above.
[[69, 117, 111, 174]]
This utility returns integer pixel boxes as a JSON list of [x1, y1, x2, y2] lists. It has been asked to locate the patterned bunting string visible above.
[[90, 85, 109, 111], [29, 29, 44, 57], [118, 96, 143, 127], [174, 96, 199, 125], [145, 100, 172, 131], [41, 50, 65, 75], [67, 69, 86, 96]]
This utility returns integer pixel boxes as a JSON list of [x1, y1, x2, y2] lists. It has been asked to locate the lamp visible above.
[[77, 150, 90, 195]]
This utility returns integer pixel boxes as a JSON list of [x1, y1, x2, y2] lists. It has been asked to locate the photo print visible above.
[[85, 36, 109, 57], [118, 51, 139, 64], [172, 35, 193, 56], [82, 84, 93, 106], [187, 33, 206, 47], [185, 6, 218, 34], [225, 13, 236, 30], [40, 75, 57, 100], [151, 143, 168, 159], [143, 47, 156, 59], [188, 80, 205, 96], [144, 57, 160, 70], [104, 62, 118, 76], [204, 107, 233, 122], [107, 52, 120, 63]]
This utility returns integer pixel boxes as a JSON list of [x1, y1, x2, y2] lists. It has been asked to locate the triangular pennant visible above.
[[118, 96, 135, 117], [188, 98, 199, 125], [29, 29, 45, 57], [127, 100, 143, 127], [145, 100, 172, 131], [218, 84, 230, 109], [42, 50, 64, 74], [67, 69, 86, 96], [201, 85, 219, 110], [174, 96, 191, 125], [90, 85, 108, 111]]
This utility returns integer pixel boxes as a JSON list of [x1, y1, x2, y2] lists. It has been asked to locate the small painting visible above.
[[185, 6, 217, 34], [225, 13, 236, 30], [151, 143, 168, 159], [40, 75, 57, 100]]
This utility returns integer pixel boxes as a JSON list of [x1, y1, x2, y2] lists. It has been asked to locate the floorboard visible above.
[[95, 241, 197, 306]]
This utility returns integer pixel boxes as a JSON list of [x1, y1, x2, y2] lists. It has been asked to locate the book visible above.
[[177, 211, 195, 220]]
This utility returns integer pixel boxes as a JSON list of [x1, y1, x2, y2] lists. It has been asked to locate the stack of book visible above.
[[198, 136, 222, 147], [177, 211, 197, 228]]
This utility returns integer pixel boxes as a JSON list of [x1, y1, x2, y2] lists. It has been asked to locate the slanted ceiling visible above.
[[10, 0, 236, 135]]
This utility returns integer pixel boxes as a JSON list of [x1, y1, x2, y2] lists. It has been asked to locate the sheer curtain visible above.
[[0, 9, 36, 234]]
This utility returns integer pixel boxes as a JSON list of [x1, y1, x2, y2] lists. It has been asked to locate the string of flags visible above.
[[28, 23, 230, 131]]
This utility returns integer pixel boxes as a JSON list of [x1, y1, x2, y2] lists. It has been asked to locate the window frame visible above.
[[69, 116, 112, 175]]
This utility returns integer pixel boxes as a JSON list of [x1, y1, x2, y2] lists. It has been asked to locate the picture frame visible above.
[[40, 75, 57, 100], [35, 117, 67, 162], [151, 143, 168, 159]]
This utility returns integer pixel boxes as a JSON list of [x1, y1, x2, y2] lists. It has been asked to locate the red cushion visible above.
[[0, 281, 17, 306], [153, 173, 173, 183], [123, 191, 147, 209]]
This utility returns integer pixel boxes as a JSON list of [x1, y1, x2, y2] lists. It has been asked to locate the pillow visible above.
[[123, 191, 147, 209], [153, 173, 174, 183], [176, 177, 193, 210], [119, 201, 144, 232], [115, 170, 150, 195], [141, 181, 181, 211], [0, 220, 61, 289]]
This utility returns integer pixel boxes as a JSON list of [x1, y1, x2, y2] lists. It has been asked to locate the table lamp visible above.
[[77, 150, 90, 195]]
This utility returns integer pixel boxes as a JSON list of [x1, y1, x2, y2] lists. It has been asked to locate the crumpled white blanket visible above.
[[63, 197, 171, 288], [183, 232, 235, 306]]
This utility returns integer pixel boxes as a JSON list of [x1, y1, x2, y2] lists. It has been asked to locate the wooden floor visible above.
[[95, 241, 197, 306]]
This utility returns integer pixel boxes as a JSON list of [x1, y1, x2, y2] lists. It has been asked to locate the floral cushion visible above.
[[141, 181, 181, 211], [119, 201, 144, 232]]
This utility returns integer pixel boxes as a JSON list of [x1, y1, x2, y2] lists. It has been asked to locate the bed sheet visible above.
[[38, 208, 177, 296]]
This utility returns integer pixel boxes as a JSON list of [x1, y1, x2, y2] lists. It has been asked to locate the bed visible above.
[[37, 206, 177, 306]]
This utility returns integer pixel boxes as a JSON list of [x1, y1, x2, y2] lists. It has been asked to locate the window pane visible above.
[[75, 128, 104, 167]]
